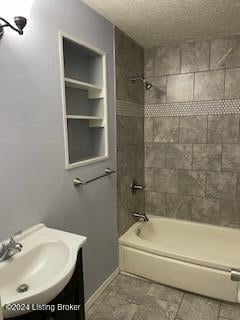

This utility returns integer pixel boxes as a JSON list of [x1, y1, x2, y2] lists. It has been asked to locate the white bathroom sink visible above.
[[0, 224, 87, 318]]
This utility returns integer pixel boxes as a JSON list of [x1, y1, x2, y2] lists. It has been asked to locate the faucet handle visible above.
[[9, 234, 23, 250], [130, 180, 144, 194], [9, 230, 22, 243], [10, 236, 17, 245]]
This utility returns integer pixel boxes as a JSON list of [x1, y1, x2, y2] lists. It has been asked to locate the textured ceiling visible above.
[[81, 0, 240, 47]]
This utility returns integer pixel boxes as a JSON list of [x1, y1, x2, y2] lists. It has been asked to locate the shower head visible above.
[[130, 75, 152, 90], [144, 80, 152, 90]]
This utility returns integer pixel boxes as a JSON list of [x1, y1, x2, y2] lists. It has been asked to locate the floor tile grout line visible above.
[[129, 304, 141, 320], [174, 292, 185, 320], [108, 292, 143, 306], [88, 274, 240, 320], [87, 294, 140, 320], [141, 292, 181, 308], [147, 292, 184, 306], [109, 292, 143, 307], [109, 275, 185, 308], [86, 288, 113, 319], [217, 300, 221, 320]]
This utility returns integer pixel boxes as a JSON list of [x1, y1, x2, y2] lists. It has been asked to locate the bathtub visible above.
[[119, 216, 240, 303]]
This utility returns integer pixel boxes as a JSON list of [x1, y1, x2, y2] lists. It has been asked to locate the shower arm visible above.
[[130, 75, 145, 81], [130, 75, 152, 89]]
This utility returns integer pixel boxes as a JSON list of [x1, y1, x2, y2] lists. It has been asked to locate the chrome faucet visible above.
[[0, 234, 23, 262], [130, 180, 144, 194], [132, 211, 149, 222]]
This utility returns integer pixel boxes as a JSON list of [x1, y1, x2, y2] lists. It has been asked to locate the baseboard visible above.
[[85, 268, 119, 311], [120, 270, 144, 280]]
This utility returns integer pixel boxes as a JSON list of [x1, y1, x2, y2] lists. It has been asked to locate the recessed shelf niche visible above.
[[59, 32, 108, 169]]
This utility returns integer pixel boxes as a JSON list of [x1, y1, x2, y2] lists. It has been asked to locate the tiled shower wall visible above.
[[144, 35, 240, 228], [115, 28, 145, 235]]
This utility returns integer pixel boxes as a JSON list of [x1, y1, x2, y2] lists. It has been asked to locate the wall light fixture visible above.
[[0, 16, 27, 39]]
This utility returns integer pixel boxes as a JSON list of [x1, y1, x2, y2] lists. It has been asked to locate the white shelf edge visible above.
[[66, 155, 109, 170], [65, 77, 102, 91], [66, 115, 103, 120], [59, 32, 109, 170]]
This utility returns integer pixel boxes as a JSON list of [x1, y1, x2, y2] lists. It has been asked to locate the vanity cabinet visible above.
[[59, 32, 109, 169], [9, 249, 85, 320]]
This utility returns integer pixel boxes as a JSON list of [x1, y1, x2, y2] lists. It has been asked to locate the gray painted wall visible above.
[[0, 0, 118, 300]]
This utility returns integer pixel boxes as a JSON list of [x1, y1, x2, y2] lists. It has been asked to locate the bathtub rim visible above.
[[119, 215, 240, 272]]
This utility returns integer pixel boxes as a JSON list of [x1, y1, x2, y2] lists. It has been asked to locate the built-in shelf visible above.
[[67, 155, 108, 169], [66, 115, 104, 127], [64, 77, 103, 99], [59, 32, 108, 169], [66, 115, 103, 120], [65, 77, 102, 90]]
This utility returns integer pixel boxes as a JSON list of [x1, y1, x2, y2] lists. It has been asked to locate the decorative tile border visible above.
[[117, 99, 240, 118], [116, 100, 144, 117], [145, 99, 240, 117]]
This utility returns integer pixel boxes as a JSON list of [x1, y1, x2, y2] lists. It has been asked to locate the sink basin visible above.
[[0, 224, 87, 318]]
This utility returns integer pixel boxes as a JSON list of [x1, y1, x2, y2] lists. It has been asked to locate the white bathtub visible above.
[[119, 216, 240, 303]]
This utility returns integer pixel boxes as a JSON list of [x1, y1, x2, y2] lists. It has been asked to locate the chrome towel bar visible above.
[[73, 168, 115, 186]]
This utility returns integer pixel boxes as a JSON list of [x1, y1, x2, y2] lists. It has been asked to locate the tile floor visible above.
[[87, 273, 240, 320]]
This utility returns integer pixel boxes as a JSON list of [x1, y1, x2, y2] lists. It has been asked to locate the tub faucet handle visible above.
[[130, 180, 144, 194]]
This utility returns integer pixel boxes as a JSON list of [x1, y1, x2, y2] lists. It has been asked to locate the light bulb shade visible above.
[[0, 25, 3, 39], [14, 16, 27, 32]]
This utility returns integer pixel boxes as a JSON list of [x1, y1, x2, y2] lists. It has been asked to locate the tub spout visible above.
[[132, 211, 149, 222], [231, 269, 240, 281]]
